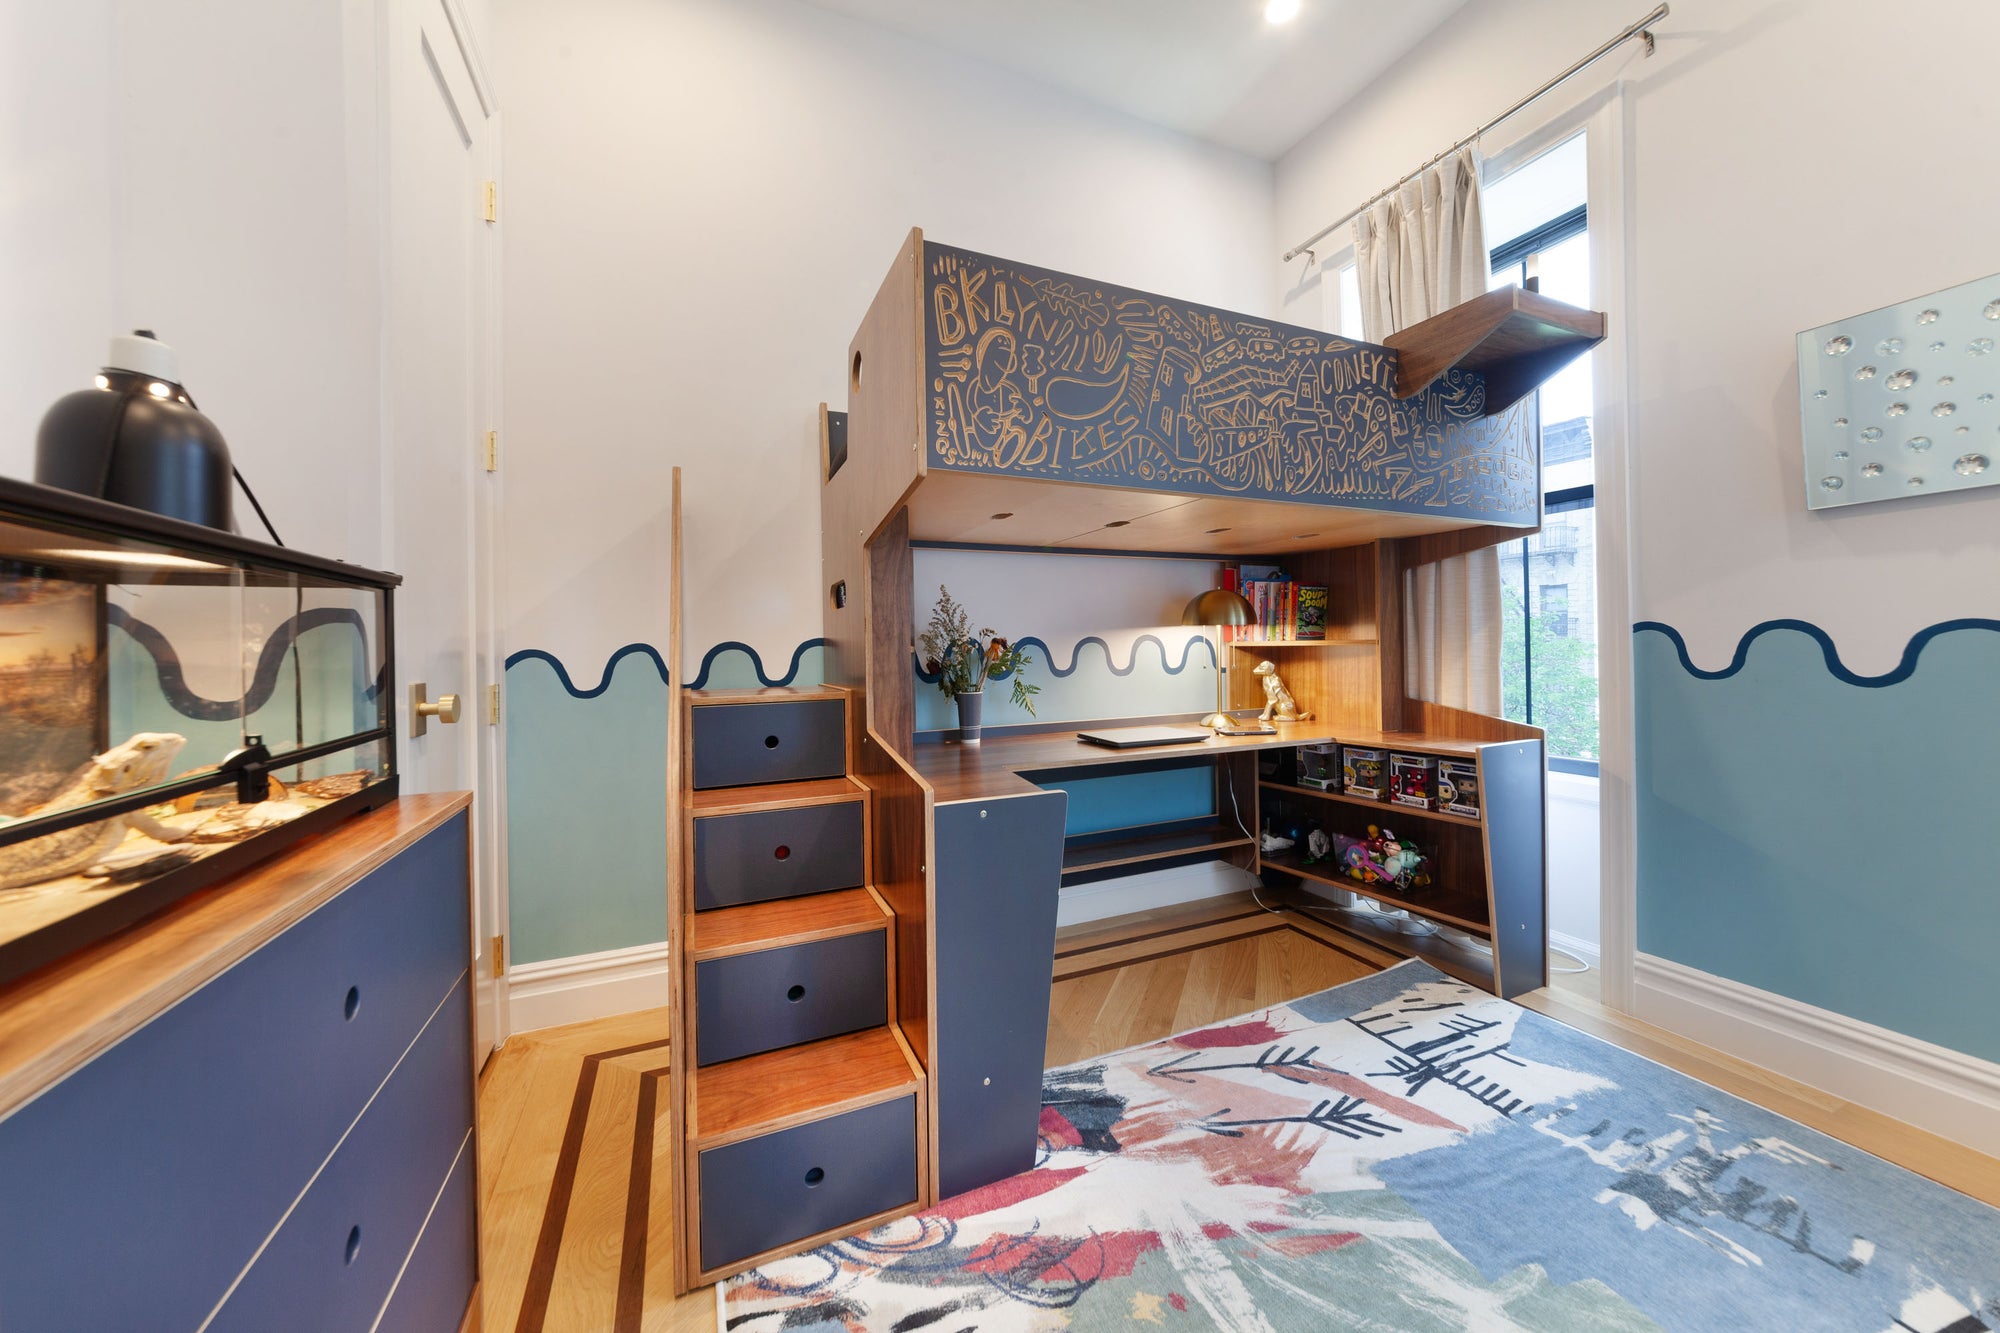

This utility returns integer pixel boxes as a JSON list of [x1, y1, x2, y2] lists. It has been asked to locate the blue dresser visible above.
[[0, 795, 478, 1333]]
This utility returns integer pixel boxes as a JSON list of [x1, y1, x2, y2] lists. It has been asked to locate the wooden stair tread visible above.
[[693, 1026, 921, 1148], [690, 776, 863, 816], [689, 886, 888, 961], [1384, 287, 1604, 415], [1062, 823, 1254, 876]]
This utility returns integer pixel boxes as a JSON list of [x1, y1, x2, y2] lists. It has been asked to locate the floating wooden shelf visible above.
[[690, 776, 863, 816], [1061, 824, 1254, 878], [1259, 849, 1491, 934], [1385, 287, 1605, 415], [1228, 636, 1379, 649], [1259, 780, 1483, 829], [692, 1025, 921, 1150], [688, 685, 848, 706], [688, 886, 889, 962]]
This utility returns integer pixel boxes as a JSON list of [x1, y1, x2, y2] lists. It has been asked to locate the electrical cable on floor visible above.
[[1224, 769, 1592, 974]]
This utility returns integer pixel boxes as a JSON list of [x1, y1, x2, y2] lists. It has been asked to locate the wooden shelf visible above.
[[1061, 824, 1254, 877], [688, 887, 888, 962], [1384, 287, 1605, 416], [690, 776, 863, 817], [692, 1025, 921, 1150], [1228, 636, 1378, 648], [687, 685, 847, 706], [1259, 849, 1490, 934], [1291, 905, 1495, 991], [1259, 780, 1482, 829]]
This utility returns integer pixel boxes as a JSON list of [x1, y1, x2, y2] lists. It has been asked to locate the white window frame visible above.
[[1479, 87, 1638, 1011]]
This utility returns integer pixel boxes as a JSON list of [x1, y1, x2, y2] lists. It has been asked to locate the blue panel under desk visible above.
[[1033, 764, 1213, 837], [934, 791, 1067, 1199], [0, 813, 469, 1332]]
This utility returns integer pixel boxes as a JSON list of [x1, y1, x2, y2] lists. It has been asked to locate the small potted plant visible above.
[[918, 585, 1038, 743]]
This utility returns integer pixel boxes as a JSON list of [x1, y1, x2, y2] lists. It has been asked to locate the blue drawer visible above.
[[693, 801, 865, 910], [375, 1131, 478, 1333], [699, 1094, 918, 1271], [691, 699, 847, 789], [695, 929, 887, 1066], [210, 977, 473, 1332], [0, 812, 470, 1332]]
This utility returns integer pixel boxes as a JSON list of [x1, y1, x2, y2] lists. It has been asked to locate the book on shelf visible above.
[[1235, 578, 1327, 644]]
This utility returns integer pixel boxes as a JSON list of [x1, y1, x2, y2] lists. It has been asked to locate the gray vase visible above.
[[956, 689, 984, 744]]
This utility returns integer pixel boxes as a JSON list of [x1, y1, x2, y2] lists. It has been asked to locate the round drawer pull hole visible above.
[[343, 986, 360, 1021], [805, 1167, 825, 1187], [787, 984, 806, 1002], [774, 845, 791, 861], [345, 1225, 362, 1265], [764, 734, 780, 749]]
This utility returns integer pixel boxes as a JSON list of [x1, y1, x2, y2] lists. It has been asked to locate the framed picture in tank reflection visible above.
[[0, 571, 106, 817]]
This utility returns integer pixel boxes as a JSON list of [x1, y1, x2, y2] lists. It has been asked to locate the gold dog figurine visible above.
[[1253, 660, 1313, 722]]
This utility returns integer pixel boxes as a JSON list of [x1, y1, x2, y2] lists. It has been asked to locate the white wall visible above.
[[1275, 0, 2000, 674], [492, 0, 1276, 677], [0, 1, 387, 567]]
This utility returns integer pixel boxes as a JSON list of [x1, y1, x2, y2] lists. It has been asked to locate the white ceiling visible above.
[[797, 0, 1468, 160]]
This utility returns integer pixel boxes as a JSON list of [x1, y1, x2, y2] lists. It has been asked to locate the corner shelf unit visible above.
[[1253, 732, 1546, 999]]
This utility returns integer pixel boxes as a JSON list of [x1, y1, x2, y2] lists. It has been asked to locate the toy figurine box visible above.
[[1342, 747, 1386, 799], [1437, 760, 1481, 818], [1296, 743, 1340, 791], [1390, 753, 1437, 810]]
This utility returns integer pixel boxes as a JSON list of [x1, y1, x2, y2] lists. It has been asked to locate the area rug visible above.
[[718, 960, 2000, 1331]]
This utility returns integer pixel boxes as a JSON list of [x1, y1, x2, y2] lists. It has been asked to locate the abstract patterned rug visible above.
[[719, 961, 2000, 1331]]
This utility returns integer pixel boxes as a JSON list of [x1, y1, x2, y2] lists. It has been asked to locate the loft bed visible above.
[[823, 227, 1601, 740], [667, 228, 1603, 1290]]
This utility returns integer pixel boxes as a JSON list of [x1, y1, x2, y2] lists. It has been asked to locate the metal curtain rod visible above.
[[1281, 3, 1668, 264]]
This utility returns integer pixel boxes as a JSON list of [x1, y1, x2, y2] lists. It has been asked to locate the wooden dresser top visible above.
[[0, 793, 471, 1123]]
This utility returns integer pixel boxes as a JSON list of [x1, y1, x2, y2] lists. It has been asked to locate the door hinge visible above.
[[491, 934, 506, 978], [483, 429, 498, 472], [487, 682, 501, 725], [482, 180, 498, 222]]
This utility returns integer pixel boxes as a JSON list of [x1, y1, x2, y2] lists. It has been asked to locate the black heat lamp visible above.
[[35, 330, 234, 530]]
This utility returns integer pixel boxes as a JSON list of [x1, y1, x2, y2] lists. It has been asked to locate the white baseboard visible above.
[[506, 940, 671, 1036], [1549, 929, 1600, 968], [1056, 860, 1259, 928], [1633, 953, 2000, 1158]]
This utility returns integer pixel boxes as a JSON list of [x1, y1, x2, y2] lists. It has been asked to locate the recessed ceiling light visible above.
[[989, 512, 1013, 520], [1293, 533, 1320, 540], [1104, 520, 1130, 528], [1265, 0, 1302, 24], [1205, 527, 1231, 534]]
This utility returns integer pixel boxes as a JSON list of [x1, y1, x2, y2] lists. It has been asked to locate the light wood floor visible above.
[[478, 899, 2000, 1330]]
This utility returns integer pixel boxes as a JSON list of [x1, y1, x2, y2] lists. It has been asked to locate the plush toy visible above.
[[1307, 828, 1331, 861], [1330, 825, 1430, 890]]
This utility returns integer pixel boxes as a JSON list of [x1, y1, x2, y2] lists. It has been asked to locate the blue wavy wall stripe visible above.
[[1633, 617, 2000, 687], [913, 633, 1216, 685], [502, 638, 830, 695], [106, 604, 381, 721]]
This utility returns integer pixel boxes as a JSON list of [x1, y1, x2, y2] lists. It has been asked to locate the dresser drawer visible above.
[[209, 976, 473, 1332], [375, 1130, 478, 1333], [695, 930, 886, 1066], [693, 801, 865, 910], [699, 1094, 918, 1272], [0, 811, 469, 1332], [691, 699, 846, 789]]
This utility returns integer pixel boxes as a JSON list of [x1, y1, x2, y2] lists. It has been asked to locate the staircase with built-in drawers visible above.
[[669, 685, 927, 1291]]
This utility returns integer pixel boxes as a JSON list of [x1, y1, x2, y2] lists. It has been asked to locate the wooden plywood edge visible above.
[[666, 466, 691, 1296]]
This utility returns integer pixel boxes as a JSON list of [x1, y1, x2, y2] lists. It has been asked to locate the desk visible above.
[[912, 718, 1546, 1000]]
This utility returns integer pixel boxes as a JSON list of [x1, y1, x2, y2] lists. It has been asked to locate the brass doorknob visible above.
[[410, 683, 462, 738]]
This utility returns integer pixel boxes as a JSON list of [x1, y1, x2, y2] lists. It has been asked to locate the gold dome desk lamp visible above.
[[1181, 588, 1255, 730]]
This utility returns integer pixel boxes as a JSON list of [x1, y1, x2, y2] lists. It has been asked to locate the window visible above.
[[1335, 261, 1362, 340], [1485, 133, 1598, 774]]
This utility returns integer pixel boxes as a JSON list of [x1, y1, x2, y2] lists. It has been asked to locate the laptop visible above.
[[1076, 725, 1213, 749]]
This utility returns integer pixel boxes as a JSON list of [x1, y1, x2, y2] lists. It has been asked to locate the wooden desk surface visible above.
[[0, 792, 472, 1123], [911, 719, 1494, 803]]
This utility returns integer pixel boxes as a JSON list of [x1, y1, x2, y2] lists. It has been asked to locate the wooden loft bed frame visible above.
[[824, 226, 1603, 745], [666, 229, 1603, 1291]]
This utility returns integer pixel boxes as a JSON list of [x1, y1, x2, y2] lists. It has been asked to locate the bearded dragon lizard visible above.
[[0, 733, 191, 892]]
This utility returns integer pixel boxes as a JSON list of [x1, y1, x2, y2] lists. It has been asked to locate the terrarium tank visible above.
[[0, 477, 399, 984]]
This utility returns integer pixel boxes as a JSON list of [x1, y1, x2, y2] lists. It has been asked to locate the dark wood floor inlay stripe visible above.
[[513, 1036, 674, 1333], [615, 1065, 671, 1332]]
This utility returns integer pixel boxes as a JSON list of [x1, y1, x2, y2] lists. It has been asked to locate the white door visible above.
[[382, 0, 506, 1065]]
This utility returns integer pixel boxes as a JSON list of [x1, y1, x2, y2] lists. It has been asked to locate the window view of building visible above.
[[1485, 134, 1598, 772]]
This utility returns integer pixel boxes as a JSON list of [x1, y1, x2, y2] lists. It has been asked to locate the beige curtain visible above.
[[1353, 147, 1503, 716]]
